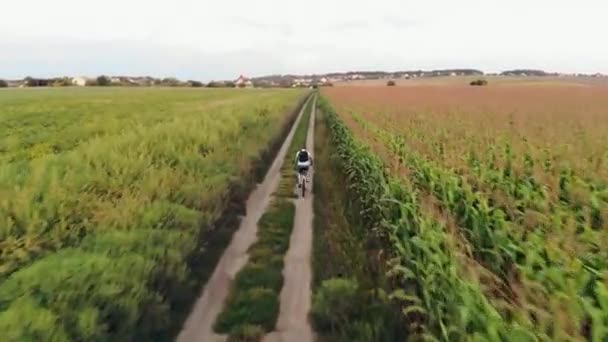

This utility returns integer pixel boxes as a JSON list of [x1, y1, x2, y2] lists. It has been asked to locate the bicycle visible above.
[[297, 168, 308, 198]]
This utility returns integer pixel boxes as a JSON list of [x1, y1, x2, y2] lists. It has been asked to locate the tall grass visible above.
[[0, 87, 307, 340]]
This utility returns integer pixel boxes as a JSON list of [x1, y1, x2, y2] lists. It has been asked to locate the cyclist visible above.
[[295, 147, 313, 187]]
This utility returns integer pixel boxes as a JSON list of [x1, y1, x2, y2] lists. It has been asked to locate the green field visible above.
[[0, 87, 306, 340]]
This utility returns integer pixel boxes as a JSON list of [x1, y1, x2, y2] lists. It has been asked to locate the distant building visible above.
[[6, 80, 25, 87], [72, 77, 89, 86], [110, 76, 140, 85], [235, 75, 253, 88]]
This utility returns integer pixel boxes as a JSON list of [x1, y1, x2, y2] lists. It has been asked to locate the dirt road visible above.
[[263, 96, 316, 342], [176, 96, 310, 342]]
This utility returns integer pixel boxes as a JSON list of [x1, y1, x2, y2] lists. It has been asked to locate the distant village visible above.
[[0, 69, 605, 89], [0, 74, 329, 89]]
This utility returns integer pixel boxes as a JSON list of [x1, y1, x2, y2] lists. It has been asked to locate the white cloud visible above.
[[1, 0, 607, 80]]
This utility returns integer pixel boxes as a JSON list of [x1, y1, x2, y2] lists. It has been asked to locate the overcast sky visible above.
[[1, 0, 607, 81]]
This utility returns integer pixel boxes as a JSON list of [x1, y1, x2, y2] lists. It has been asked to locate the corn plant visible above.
[[319, 98, 538, 341]]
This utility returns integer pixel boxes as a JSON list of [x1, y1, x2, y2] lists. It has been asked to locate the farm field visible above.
[[321, 84, 608, 340], [335, 75, 608, 87], [0, 87, 306, 340]]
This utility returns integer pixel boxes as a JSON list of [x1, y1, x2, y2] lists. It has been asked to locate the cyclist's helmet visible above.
[[298, 149, 309, 162]]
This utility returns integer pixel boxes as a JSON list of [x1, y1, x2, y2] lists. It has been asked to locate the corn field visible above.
[[320, 84, 608, 341]]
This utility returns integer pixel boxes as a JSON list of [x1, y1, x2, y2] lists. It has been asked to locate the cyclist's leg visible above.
[[296, 166, 303, 187], [296, 162, 305, 187], [302, 161, 311, 182]]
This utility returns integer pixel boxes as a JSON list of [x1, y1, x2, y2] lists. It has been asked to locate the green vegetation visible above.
[[310, 101, 406, 341], [312, 108, 368, 286], [214, 202, 295, 334], [469, 79, 488, 86], [214, 94, 314, 339], [311, 278, 361, 332], [96, 75, 111, 86], [0, 87, 306, 341], [227, 324, 265, 342]]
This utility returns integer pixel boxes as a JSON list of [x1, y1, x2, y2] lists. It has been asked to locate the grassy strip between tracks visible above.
[[213, 95, 314, 340]]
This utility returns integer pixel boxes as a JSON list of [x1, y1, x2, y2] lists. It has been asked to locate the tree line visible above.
[[0, 76, 307, 88]]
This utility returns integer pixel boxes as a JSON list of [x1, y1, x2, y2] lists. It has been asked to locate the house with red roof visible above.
[[235, 75, 253, 88]]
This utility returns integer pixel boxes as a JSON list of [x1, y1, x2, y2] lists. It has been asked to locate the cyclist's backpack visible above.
[[298, 151, 309, 162]]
